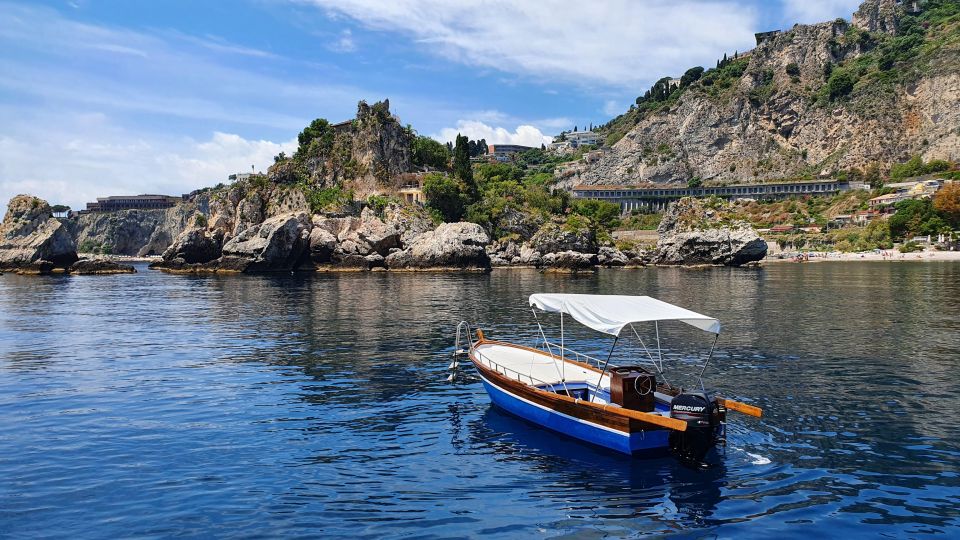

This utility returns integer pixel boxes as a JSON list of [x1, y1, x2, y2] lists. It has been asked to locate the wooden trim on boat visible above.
[[719, 398, 763, 418], [469, 346, 686, 433]]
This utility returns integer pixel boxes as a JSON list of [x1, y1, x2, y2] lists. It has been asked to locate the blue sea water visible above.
[[1, 262, 958, 538]]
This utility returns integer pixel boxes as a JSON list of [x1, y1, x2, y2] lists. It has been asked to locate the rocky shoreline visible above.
[[0, 195, 136, 276], [0, 192, 769, 276]]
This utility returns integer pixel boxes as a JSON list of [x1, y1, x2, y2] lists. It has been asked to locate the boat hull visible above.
[[477, 371, 670, 456]]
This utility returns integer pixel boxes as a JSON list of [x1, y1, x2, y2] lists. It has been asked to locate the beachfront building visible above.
[[488, 144, 533, 162], [397, 174, 425, 205], [548, 130, 601, 153], [571, 180, 851, 213], [83, 194, 182, 213], [869, 178, 942, 208]]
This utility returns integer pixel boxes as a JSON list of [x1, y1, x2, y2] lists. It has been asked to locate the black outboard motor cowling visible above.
[[669, 390, 722, 465]]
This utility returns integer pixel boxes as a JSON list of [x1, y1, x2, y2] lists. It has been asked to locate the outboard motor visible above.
[[669, 390, 724, 465]]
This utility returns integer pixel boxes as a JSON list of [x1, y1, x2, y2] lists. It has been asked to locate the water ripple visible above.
[[1, 263, 959, 537]]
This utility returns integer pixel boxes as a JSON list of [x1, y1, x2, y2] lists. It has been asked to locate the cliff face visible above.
[[565, 0, 959, 188], [284, 99, 415, 197], [69, 205, 198, 256]]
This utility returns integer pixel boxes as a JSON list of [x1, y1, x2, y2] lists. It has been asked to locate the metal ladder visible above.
[[448, 321, 473, 381]]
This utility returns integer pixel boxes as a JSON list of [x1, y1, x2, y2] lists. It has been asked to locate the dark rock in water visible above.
[[541, 250, 597, 273], [219, 212, 311, 272], [68, 259, 136, 275], [385, 222, 490, 271], [0, 195, 78, 272], [529, 220, 598, 255], [652, 198, 767, 266], [597, 246, 629, 267], [161, 227, 224, 264], [308, 225, 338, 264]]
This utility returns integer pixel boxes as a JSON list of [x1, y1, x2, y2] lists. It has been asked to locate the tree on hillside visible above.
[[680, 66, 704, 88], [452, 134, 475, 192], [422, 173, 467, 222], [934, 182, 960, 227], [296, 118, 334, 155], [411, 135, 450, 169]]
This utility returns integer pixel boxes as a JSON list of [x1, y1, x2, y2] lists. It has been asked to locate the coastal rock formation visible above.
[[541, 250, 597, 273], [529, 220, 598, 254], [294, 99, 416, 198], [161, 227, 224, 264], [311, 207, 403, 266], [597, 246, 630, 267], [563, 0, 959, 188], [69, 205, 198, 257], [0, 195, 78, 271], [652, 198, 767, 266], [219, 212, 311, 272], [385, 222, 491, 270], [67, 258, 136, 275]]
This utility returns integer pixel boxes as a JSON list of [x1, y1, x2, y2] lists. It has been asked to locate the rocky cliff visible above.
[[651, 198, 767, 266], [564, 0, 959, 188], [68, 205, 199, 256], [0, 195, 134, 274], [274, 99, 415, 198]]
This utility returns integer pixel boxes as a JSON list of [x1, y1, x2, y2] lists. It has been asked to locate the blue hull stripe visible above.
[[478, 373, 669, 455]]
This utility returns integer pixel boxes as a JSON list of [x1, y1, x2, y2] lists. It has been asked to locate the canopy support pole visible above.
[[630, 323, 672, 388], [698, 334, 720, 391], [590, 336, 619, 403], [531, 309, 570, 397], [560, 312, 565, 384], [655, 321, 664, 371]]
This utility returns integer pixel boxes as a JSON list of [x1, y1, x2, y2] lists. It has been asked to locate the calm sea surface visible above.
[[1, 262, 959, 538]]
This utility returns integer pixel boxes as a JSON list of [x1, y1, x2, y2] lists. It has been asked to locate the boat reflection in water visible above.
[[470, 407, 727, 529]]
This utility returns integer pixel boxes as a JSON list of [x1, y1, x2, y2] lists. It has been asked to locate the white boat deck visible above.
[[473, 342, 609, 390]]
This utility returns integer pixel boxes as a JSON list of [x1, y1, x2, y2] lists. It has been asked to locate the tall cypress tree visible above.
[[452, 134, 476, 200]]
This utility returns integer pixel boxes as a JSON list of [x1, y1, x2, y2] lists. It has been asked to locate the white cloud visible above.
[[328, 29, 357, 52], [302, 0, 759, 87], [781, 0, 862, 25], [433, 120, 552, 148], [0, 108, 297, 210]]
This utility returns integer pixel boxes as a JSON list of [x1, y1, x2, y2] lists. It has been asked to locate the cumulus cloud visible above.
[[0, 109, 297, 210], [303, 0, 758, 87], [433, 120, 552, 148], [781, 0, 862, 25]]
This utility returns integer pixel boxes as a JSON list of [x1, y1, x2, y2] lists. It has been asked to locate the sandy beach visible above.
[[764, 249, 960, 263]]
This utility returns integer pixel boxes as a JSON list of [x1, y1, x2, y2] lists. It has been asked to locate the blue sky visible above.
[[0, 0, 863, 209]]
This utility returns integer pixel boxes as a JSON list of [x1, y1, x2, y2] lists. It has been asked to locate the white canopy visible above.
[[529, 293, 721, 336]]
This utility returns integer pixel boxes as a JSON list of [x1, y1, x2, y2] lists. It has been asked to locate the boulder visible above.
[[597, 246, 629, 267], [498, 206, 543, 240], [308, 226, 338, 264], [652, 198, 767, 266], [654, 229, 768, 266], [383, 204, 434, 245], [160, 226, 223, 264], [0, 195, 78, 271], [529, 220, 598, 254], [486, 240, 520, 267], [385, 222, 491, 270], [220, 212, 311, 272], [68, 258, 136, 275], [541, 251, 597, 272], [516, 244, 543, 267]]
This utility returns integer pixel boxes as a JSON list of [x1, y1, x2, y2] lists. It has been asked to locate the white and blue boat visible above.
[[455, 294, 762, 463]]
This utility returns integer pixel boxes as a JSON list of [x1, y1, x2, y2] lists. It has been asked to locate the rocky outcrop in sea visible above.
[[0, 195, 135, 275], [650, 198, 767, 266], [150, 201, 493, 273]]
